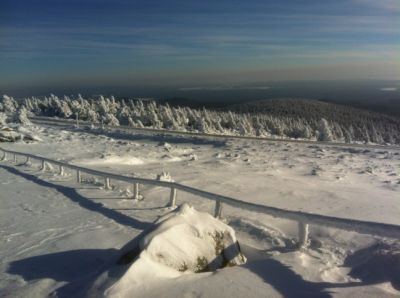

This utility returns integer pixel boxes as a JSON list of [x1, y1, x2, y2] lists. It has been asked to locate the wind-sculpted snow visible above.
[[2, 94, 399, 144]]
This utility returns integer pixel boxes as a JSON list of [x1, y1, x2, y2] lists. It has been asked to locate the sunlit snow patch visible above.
[[79, 155, 146, 166], [77, 154, 182, 166]]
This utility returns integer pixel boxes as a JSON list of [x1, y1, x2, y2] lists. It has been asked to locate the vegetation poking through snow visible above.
[[195, 256, 209, 273], [178, 262, 189, 272], [2, 94, 399, 144]]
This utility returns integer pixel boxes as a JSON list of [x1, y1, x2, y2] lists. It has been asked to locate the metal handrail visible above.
[[2, 146, 400, 246]]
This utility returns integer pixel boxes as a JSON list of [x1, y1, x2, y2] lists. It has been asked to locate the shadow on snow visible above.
[[0, 164, 154, 231]]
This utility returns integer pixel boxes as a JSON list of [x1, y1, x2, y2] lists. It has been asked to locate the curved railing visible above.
[[1, 146, 400, 248]]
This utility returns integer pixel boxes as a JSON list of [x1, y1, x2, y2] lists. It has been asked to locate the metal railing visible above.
[[2, 146, 400, 248]]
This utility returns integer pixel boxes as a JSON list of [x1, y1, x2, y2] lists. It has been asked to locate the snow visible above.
[[1, 123, 400, 297]]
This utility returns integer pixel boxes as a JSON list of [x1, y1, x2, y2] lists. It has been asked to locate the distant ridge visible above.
[[222, 98, 399, 123]]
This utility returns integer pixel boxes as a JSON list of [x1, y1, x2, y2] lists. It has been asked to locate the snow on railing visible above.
[[2, 146, 400, 248]]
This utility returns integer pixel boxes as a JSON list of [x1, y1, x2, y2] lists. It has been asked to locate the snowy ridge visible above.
[[2, 146, 400, 241]]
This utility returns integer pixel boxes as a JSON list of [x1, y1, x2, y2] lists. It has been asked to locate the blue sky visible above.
[[1, 0, 399, 92]]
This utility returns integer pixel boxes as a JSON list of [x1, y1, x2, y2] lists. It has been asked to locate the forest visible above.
[[1, 94, 399, 144]]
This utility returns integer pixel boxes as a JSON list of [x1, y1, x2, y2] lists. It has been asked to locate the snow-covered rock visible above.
[[144, 204, 246, 272], [156, 171, 174, 182], [102, 204, 246, 297]]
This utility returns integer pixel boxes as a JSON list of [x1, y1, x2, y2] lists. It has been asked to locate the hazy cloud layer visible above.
[[0, 0, 399, 90]]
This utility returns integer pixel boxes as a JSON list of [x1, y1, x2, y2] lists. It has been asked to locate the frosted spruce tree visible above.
[[15, 106, 32, 126], [318, 118, 334, 142], [1, 95, 18, 113], [0, 112, 7, 126]]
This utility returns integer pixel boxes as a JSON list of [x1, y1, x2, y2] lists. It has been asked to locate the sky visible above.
[[0, 0, 399, 94]]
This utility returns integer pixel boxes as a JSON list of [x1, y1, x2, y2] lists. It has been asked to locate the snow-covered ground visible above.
[[1, 123, 400, 297]]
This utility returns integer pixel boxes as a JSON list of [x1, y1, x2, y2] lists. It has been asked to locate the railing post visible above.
[[41, 160, 46, 171], [77, 170, 81, 183], [298, 222, 309, 249], [104, 177, 111, 190], [59, 165, 64, 176], [169, 187, 177, 208], [13, 154, 17, 163], [133, 182, 139, 200], [26, 156, 31, 165], [0, 152, 6, 161], [214, 200, 223, 218]]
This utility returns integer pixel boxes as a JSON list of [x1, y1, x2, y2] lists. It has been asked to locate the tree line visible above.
[[1, 94, 399, 144]]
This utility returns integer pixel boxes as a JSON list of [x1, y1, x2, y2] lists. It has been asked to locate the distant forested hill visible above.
[[222, 98, 398, 125], [221, 98, 400, 144]]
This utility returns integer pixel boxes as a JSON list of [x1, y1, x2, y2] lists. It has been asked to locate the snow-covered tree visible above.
[[87, 109, 100, 123], [15, 106, 32, 126], [103, 113, 120, 126], [0, 112, 7, 126], [1, 95, 18, 113], [318, 118, 333, 142], [60, 101, 73, 118]]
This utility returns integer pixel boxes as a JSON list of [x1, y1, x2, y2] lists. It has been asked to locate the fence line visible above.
[[1, 146, 400, 248]]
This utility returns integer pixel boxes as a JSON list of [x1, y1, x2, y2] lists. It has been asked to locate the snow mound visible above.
[[105, 204, 246, 297], [156, 171, 174, 182], [0, 125, 42, 142], [158, 141, 172, 151]]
